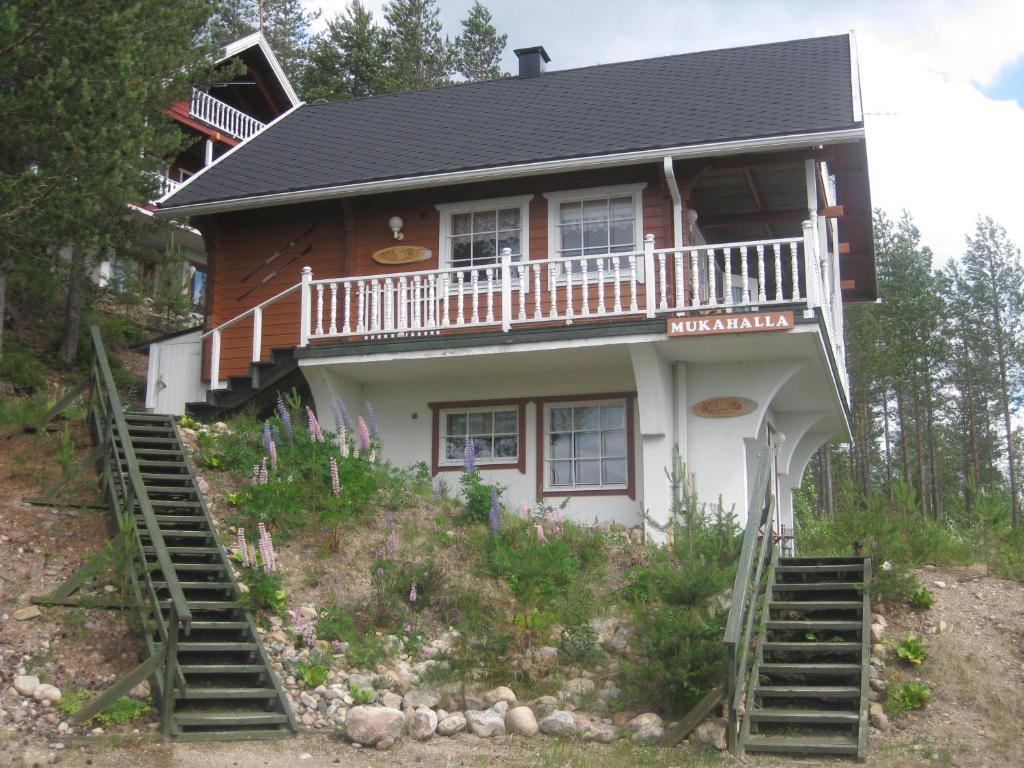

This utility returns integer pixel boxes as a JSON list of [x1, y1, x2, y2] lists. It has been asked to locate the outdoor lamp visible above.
[[388, 216, 405, 240]]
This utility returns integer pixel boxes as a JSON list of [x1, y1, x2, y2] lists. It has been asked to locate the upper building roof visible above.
[[159, 34, 863, 214]]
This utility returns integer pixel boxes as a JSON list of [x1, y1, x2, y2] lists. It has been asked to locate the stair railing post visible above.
[[643, 234, 657, 318], [210, 329, 221, 391], [500, 248, 513, 332], [802, 220, 818, 311], [299, 266, 313, 347], [161, 602, 178, 736], [251, 306, 262, 363]]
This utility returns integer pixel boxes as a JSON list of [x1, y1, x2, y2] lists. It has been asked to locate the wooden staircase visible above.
[[742, 555, 871, 758], [187, 347, 303, 422], [724, 448, 871, 760], [118, 412, 295, 740]]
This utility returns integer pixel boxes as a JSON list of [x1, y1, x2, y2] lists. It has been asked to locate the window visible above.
[[436, 196, 532, 275], [438, 405, 520, 467], [544, 400, 629, 491], [544, 184, 645, 273]]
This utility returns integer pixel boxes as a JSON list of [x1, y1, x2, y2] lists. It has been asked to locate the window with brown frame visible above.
[[428, 399, 527, 474]]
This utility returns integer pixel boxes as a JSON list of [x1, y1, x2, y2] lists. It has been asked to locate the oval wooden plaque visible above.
[[693, 397, 757, 419], [372, 245, 432, 265]]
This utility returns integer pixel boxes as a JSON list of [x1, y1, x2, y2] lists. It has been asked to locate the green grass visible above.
[[57, 690, 150, 725]]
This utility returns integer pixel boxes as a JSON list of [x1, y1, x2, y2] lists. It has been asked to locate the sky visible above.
[[301, 0, 1024, 264]]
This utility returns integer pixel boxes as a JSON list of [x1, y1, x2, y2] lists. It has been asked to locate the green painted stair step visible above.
[[745, 735, 858, 755], [747, 708, 860, 724]]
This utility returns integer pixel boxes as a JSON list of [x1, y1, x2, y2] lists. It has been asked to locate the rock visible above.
[[14, 676, 39, 697], [484, 686, 516, 705], [869, 702, 890, 731], [379, 691, 403, 710], [589, 616, 619, 643], [579, 721, 618, 743], [466, 709, 506, 738], [628, 527, 644, 545], [605, 627, 632, 653], [870, 623, 884, 643], [298, 753, 312, 760], [561, 678, 595, 696], [871, 613, 887, 628], [375, 739, 394, 751], [938, 620, 948, 634], [195, 476, 210, 495], [13, 606, 41, 621], [532, 695, 559, 718], [870, 679, 886, 693], [492, 700, 510, 718], [298, 606, 317, 620], [129, 681, 150, 699], [625, 713, 665, 745], [404, 687, 441, 709], [344, 706, 405, 746], [436, 712, 466, 737], [539, 710, 577, 737], [408, 706, 437, 740], [933, 580, 946, 589], [505, 706, 539, 736], [694, 717, 728, 751], [598, 685, 623, 703], [299, 692, 318, 709], [34, 685, 62, 704], [872, 643, 887, 659]]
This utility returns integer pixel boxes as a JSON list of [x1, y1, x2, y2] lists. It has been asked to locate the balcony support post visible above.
[[299, 266, 313, 347], [643, 234, 656, 318], [500, 248, 513, 332]]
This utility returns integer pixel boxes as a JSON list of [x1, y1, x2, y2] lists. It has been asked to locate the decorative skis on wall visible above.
[[238, 244, 313, 301], [240, 224, 316, 283]]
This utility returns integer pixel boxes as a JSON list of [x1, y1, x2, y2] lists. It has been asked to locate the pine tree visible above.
[[455, 1, 507, 82], [204, 0, 258, 47], [261, 0, 318, 80], [302, 1, 388, 102], [383, 0, 452, 91]]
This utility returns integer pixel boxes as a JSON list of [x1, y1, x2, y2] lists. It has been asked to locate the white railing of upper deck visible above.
[[188, 88, 265, 141]]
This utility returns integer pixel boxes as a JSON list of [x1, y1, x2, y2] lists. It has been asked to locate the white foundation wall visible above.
[[302, 365, 645, 528]]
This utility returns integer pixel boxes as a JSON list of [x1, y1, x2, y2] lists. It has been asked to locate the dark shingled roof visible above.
[[161, 34, 858, 210]]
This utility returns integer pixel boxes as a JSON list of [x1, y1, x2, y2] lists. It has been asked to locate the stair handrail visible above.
[[723, 447, 776, 753], [199, 280, 304, 390], [89, 327, 192, 631]]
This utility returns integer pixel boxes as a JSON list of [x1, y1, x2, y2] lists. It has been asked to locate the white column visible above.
[[629, 344, 675, 544]]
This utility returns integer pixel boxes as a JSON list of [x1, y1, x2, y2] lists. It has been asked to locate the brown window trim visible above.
[[428, 398, 528, 475], [535, 392, 636, 500]]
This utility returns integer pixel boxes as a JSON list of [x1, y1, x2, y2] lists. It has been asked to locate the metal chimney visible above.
[[514, 46, 551, 78]]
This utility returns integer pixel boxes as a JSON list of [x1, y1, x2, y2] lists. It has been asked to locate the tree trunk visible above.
[[925, 371, 941, 519], [59, 244, 86, 364], [882, 388, 894, 501], [0, 251, 6, 362], [913, 394, 928, 517], [986, 251, 1021, 526], [895, 383, 912, 490], [963, 347, 979, 516]]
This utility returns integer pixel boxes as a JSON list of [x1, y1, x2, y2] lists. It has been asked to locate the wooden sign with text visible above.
[[668, 310, 794, 337], [693, 397, 757, 419], [371, 245, 432, 265]]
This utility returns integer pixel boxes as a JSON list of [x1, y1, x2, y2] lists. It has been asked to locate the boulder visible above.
[[33, 685, 62, 704], [579, 721, 618, 743], [625, 713, 664, 744], [869, 702, 890, 731], [531, 695, 559, 718], [561, 678, 595, 696], [484, 686, 516, 705], [694, 717, 728, 750], [404, 687, 441, 709], [344, 706, 405, 746], [436, 712, 467, 737], [13, 676, 39, 698], [379, 691, 403, 710], [13, 606, 41, 621], [466, 708, 506, 738], [505, 706, 539, 736], [408, 706, 437, 740], [539, 710, 577, 737]]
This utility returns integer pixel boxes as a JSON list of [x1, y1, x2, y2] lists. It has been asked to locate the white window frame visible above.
[[543, 183, 646, 271], [438, 404, 521, 468], [435, 195, 533, 273], [542, 398, 630, 492]]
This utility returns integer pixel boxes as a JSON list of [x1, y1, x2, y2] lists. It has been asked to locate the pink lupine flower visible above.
[[258, 457, 268, 485], [335, 426, 349, 457], [329, 456, 341, 496], [357, 416, 371, 451], [288, 608, 315, 647], [544, 508, 554, 531], [519, 501, 529, 520], [307, 406, 325, 443], [409, 582, 417, 603], [257, 522, 277, 572], [554, 507, 564, 536], [535, 523, 546, 542], [237, 528, 251, 567], [268, 440, 278, 471]]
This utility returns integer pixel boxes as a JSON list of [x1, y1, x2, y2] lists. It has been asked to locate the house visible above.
[[153, 34, 874, 539], [96, 32, 299, 310]]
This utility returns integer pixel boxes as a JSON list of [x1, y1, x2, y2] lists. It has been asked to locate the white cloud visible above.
[[302, 0, 1024, 260]]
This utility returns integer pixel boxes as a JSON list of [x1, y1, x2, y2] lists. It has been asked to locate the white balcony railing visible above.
[[202, 226, 848, 399], [152, 173, 181, 201], [188, 88, 265, 141]]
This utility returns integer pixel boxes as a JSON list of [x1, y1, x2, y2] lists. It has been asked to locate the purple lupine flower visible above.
[[357, 416, 371, 452], [519, 501, 529, 520], [272, 424, 281, 445], [386, 530, 398, 554], [329, 456, 341, 495], [365, 401, 377, 435], [332, 398, 351, 432], [288, 609, 315, 647], [409, 582, 417, 603], [331, 640, 345, 653], [262, 421, 273, 453], [489, 488, 501, 536], [376, 547, 386, 561], [257, 522, 276, 572], [307, 406, 325, 443], [535, 523, 546, 542], [463, 438, 476, 473], [237, 528, 251, 567], [276, 397, 293, 439], [384, 513, 393, 530]]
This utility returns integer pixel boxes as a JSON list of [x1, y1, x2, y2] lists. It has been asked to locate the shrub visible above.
[[460, 468, 499, 524], [894, 634, 928, 666], [58, 691, 149, 725], [296, 660, 329, 687], [888, 681, 932, 715], [560, 621, 600, 662], [238, 564, 285, 613], [349, 686, 375, 705], [0, 342, 48, 394], [908, 582, 935, 610]]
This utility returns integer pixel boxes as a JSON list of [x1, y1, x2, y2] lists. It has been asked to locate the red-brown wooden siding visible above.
[[200, 164, 675, 379]]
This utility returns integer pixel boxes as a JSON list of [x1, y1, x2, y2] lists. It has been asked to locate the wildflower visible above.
[[463, 438, 476, 473], [384, 513, 393, 530], [365, 402, 378, 435], [307, 406, 325, 443], [288, 609, 315, 647], [272, 424, 281, 445], [329, 456, 341, 495], [251, 463, 260, 484], [357, 417, 371, 451], [519, 501, 529, 520], [237, 528, 251, 567], [489, 488, 501, 536], [332, 398, 351, 432], [554, 507, 564, 536], [544, 508, 554, 531], [386, 530, 398, 554], [331, 640, 345, 653], [257, 522, 277, 572], [369, 448, 378, 463], [258, 457, 268, 485], [535, 523, 546, 542], [334, 426, 349, 456], [409, 582, 417, 603], [262, 421, 272, 453], [376, 547, 386, 561], [268, 440, 278, 471], [276, 398, 293, 439]]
